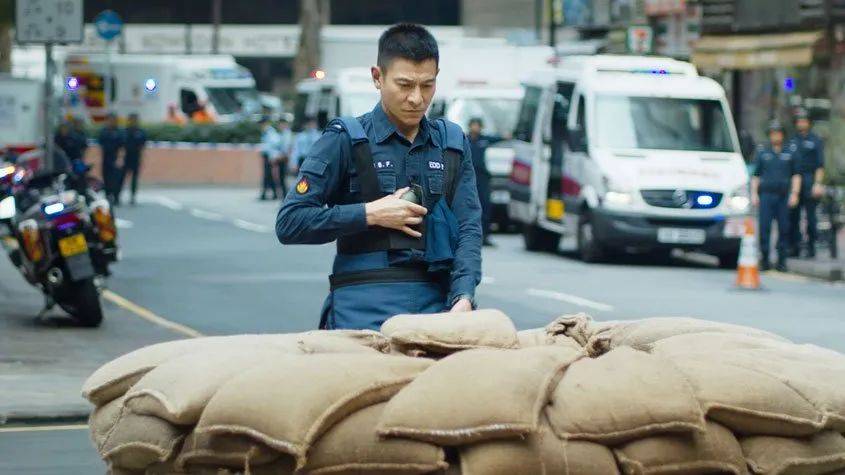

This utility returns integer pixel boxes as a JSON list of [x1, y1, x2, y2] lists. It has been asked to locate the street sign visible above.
[[627, 25, 654, 54], [15, 0, 84, 44], [94, 10, 124, 41]]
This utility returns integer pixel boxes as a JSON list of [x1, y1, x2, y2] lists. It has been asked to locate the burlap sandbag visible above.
[[90, 394, 126, 452], [587, 317, 789, 355], [304, 402, 447, 474], [124, 347, 297, 425], [517, 314, 594, 350], [547, 347, 705, 444], [83, 332, 382, 406], [380, 309, 519, 356], [378, 346, 583, 445], [194, 353, 432, 469], [742, 431, 845, 475], [175, 430, 285, 471], [459, 415, 618, 475], [614, 420, 748, 475], [97, 407, 185, 471]]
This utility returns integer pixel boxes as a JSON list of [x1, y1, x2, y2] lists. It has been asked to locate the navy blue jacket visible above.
[[98, 127, 125, 162], [753, 142, 800, 194], [276, 103, 482, 303], [124, 126, 147, 165], [790, 132, 824, 178]]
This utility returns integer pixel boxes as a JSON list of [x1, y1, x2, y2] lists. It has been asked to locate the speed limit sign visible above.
[[15, 0, 84, 44]]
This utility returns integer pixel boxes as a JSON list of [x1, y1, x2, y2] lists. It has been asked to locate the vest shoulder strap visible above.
[[331, 116, 368, 144], [434, 118, 465, 207]]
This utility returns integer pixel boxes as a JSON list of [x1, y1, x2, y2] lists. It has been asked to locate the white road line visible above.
[[189, 208, 225, 221], [141, 195, 184, 211], [481, 276, 496, 285], [0, 424, 88, 433], [115, 218, 133, 229], [526, 288, 615, 312], [233, 219, 272, 233]]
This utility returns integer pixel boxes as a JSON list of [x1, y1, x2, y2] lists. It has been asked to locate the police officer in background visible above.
[[467, 117, 506, 246], [55, 121, 85, 163], [788, 108, 826, 258], [291, 116, 321, 170], [259, 116, 281, 200], [751, 120, 802, 272], [98, 113, 125, 205], [276, 23, 482, 331], [275, 116, 294, 197], [121, 113, 147, 206]]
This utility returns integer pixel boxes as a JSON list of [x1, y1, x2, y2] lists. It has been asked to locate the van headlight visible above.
[[605, 191, 634, 206], [727, 185, 750, 213]]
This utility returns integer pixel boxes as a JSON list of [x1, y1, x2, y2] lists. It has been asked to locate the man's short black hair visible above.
[[468, 117, 484, 128], [377, 23, 439, 71]]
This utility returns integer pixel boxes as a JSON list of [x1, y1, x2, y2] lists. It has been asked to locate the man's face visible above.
[[796, 118, 811, 133], [469, 122, 482, 135], [128, 116, 138, 127], [106, 117, 117, 128], [278, 121, 289, 130], [372, 58, 437, 130], [769, 130, 784, 146]]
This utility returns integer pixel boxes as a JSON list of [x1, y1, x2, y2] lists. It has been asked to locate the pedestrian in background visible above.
[[751, 120, 802, 272], [467, 117, 505, 246], [259, 116, 281, 200], [121, 113, 147, 206], [275, 116, 294, 198], [98, 113, 125, 206], [291, 116, 321, 169], [71, 116, 89, 162], [788, 108, 826, 258], [55, 121, 84, 162]]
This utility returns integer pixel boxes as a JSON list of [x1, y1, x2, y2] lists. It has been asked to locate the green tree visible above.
[[0, 0, 12, 73], [293, 0, 329, 83]]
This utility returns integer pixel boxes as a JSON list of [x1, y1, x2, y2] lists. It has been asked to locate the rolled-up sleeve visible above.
[[448, 136, 483, 303], [276, 129, 368, 245]]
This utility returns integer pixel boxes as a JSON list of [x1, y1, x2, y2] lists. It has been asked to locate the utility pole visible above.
[[0, 0, 11, 73], [293, 0, 327, 83], [548, 0, 557, 48], [211, 0, 222, 54]]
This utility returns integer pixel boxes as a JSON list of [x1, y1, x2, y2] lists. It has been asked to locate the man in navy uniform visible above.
[[121, 113, 147, 206], [788, 108, 826, 258], [97, 113, 125, 205], [467, 117, 507, 246], [751, 120, 801, 272], [276, 23, 482, 331]]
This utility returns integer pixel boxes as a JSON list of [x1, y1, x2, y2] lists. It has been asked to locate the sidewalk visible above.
[[0, 256, 179, 424], [786, 227, 845, 282]]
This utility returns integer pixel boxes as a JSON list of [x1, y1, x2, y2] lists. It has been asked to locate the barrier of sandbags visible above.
[[84, 313, 845, 475]]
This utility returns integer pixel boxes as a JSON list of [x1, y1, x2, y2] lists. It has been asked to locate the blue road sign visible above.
[[94, 10, 123, 41]]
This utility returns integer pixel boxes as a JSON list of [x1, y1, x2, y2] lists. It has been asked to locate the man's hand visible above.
[[812, 183, 825, 199], [751, 193, 760, 208], [450, 298, 473, 313], [365, 187, 428, 238], [788, 192, 800, 208]]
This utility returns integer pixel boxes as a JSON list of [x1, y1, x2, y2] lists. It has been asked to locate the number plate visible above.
[[657, 228, 706, 244], [58, 234, 87, 257]]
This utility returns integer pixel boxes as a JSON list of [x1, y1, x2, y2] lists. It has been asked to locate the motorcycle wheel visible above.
[[57, 278, 103, 327]]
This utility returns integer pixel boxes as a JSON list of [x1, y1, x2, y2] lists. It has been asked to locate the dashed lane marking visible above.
[[233, 219, 272, 233], [0, 424, 88, 433], [139, 195, 183, 211], [102, 289, 205, 338], [115, 218, 133, 229], [189, 208, 225, 221], [526, 288, 615, 312]]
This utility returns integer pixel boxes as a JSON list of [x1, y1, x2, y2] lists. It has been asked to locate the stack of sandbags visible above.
[[85, 312, 845, 475]]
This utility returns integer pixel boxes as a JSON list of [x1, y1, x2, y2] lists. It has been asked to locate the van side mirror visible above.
[[568, 126, 587, 153]]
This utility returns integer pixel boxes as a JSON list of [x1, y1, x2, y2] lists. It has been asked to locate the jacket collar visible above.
[[371, 102, 434, 146]]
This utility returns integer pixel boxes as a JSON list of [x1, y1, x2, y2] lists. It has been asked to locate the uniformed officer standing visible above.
[[55, 121, 84, 162], [275, 116, 294, 197], [121, 113, 147, 206], [98, 113, 125, 205], [467, 117, 505, 246], [751, 120, 802, 272], [788, 108, 826, 258], [259, 116, 281, 200], [291, 116, 321, 170], [276, 23, 482, 331]]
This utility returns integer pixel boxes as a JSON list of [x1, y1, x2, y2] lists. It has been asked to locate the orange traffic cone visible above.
[[735, 217, 761, 290]]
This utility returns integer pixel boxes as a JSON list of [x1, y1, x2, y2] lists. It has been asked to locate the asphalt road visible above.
[[2, 186, 844, 473]]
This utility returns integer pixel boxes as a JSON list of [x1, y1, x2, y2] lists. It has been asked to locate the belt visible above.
[[329, 267, 434, 291]]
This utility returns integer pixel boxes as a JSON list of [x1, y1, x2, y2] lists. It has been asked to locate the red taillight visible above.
[[510, 161, 532, 186]]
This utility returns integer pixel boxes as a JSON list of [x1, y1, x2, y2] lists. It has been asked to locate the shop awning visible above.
[[692, 31, 823, 70]]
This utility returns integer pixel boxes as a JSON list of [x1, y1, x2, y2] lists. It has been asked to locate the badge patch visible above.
[[375, 160, 394, 169], [428, 161, 445, 170], [296, 177, 309, 194]]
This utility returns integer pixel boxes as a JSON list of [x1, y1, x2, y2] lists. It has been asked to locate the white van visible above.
[[63, 54, 260, 124], [293, 68, 380, 130], [508, 55, 750, 267]]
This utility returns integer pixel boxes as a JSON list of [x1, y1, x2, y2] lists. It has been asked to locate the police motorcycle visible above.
[[1, 148, 118, 327]]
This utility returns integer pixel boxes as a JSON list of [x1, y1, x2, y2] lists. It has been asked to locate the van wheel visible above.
[[523, 223, 561, 253], [577, 212, 607, 263]]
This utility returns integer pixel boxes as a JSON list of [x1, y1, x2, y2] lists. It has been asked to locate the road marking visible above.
[[526, 288, 615, 312], [0, 424, 88, 433], [233, 219, 272, 233], [481, 276, 496, 285], [141, 195, 184, 211], [102, 289, 204, 338], [189, 208, 225, 221], [115, 218, 133, 229], [765, 270, 812, 283]]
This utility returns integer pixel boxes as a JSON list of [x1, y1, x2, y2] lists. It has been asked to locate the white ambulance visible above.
[[508, 55, 750, 267]]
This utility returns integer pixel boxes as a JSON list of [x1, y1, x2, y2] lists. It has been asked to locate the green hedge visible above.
[[86, 121, 263, 144]]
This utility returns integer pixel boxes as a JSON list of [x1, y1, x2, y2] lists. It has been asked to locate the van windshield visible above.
[[447, 98, 521, 136], [595, 95, 735, 153], [342, 93, 379, 117], [206, 87, 260, 116]]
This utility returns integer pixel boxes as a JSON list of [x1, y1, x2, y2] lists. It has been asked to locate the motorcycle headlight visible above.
[[0, 196, 14, 220], [728, 185, 750, 213]]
